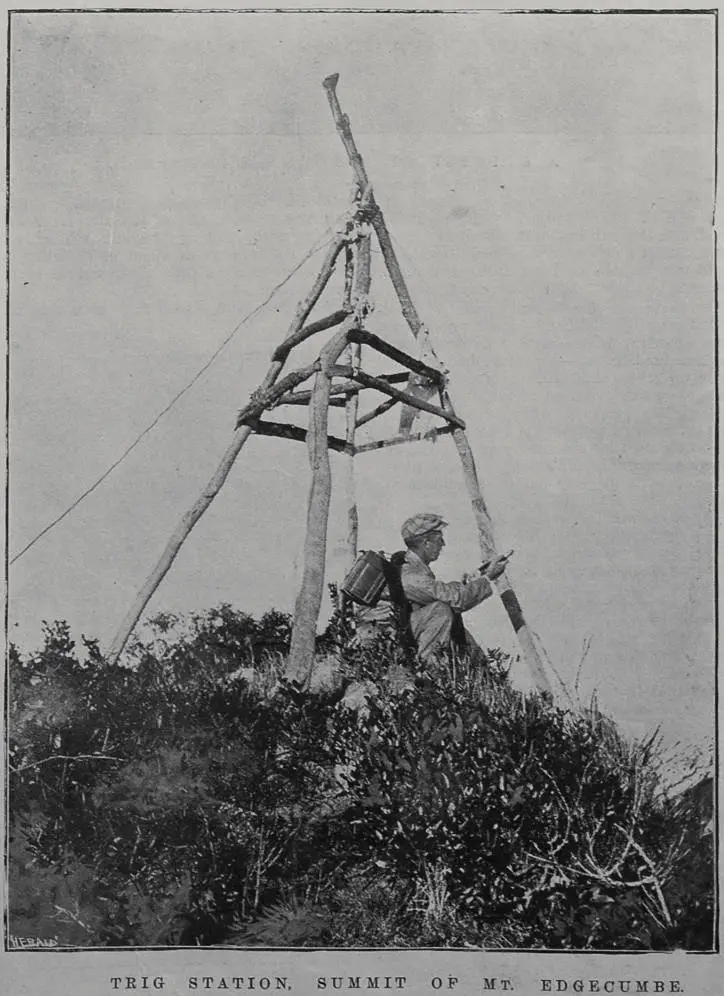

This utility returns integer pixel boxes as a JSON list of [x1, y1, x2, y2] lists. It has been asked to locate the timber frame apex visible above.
[[106, 73, 553, 700]]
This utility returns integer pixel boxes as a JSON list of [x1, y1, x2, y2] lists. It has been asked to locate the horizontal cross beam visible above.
[[346, 329, 444, 384], [355, 425, 456, 453], [249, 418, 353, 455]]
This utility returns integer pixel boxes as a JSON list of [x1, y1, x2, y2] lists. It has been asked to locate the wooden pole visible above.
[[322, 74, 423, 338], [324, 75, 553, 696], [342, 238, 359, 569], [287, 322, 355, 680], [106, 232, 347, 665], [343, 235, 371, 568], [343, 244, 355, 310]]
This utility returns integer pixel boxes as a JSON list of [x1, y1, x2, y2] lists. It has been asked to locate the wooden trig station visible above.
[[107, 75, 552, 697]]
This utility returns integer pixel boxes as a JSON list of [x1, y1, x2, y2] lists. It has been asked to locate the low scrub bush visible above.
[[7, 608, 713, 949]]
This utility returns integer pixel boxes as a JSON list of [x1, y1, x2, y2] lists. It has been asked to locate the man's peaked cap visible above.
[[401, 513, 448, 542]]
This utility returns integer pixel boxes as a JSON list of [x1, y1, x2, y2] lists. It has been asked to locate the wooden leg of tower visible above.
[[371, 204, 553, 695], [449, 420, 552, 697], [449, 426, 496, 558], [288, 368, 335, 682], [107, 421, 257, 665], [371, 201, 553, 695], [287, 324, 354, 681], [495, 581, 553, 696]]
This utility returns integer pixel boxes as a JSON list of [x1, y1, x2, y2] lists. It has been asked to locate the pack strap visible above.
[[382, 552, 417, 652]]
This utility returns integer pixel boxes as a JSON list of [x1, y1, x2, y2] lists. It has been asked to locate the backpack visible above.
[[341, 549, 416, 651], [341, 550, 466, 655]]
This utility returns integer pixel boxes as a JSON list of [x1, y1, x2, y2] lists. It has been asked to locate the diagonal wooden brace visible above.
[[346, 369, 465, 429], [277, 370, 410, 409], [355, 396, 399, 428], [346, 329, 445, 384]]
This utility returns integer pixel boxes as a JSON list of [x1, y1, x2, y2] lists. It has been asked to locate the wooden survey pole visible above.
[[106, 232, 347, 665], [323, 74, 553, 696]]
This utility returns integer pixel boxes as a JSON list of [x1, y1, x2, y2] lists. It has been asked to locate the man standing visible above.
[[399, 513, 510, 663]]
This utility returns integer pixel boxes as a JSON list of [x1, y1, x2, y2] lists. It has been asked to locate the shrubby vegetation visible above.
[[7, 603, 714, 949]]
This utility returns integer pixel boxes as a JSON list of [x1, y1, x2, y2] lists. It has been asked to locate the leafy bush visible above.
[[6, 608, 713, 949]]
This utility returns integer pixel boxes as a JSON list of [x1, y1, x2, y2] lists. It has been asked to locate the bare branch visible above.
[[534, 762, 573, 857], [575, 634, 594, 695], [614, 823, 673, 927]]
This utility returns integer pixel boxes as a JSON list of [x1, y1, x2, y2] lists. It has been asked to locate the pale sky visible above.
[[8, 10, 715, 748]]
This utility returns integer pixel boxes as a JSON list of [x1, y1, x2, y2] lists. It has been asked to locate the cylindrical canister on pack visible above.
[[341, 550, 388, 606]]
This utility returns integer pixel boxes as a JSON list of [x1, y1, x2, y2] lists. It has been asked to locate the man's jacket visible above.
[[399, 549, 494, 660]]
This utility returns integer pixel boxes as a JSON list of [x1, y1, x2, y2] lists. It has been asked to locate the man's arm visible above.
[[401, 558, 494, 612]]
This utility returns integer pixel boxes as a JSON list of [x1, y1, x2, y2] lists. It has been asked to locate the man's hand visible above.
[[481, 550, 513, 582]]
